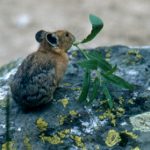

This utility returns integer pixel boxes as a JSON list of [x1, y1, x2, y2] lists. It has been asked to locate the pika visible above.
[[10, 30, 75, 108]]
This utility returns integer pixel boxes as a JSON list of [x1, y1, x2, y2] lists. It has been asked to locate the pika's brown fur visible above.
[[10, 30, 75, 108]]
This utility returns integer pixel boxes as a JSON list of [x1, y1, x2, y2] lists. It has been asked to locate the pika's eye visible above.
[[65, 32, 69, 37]]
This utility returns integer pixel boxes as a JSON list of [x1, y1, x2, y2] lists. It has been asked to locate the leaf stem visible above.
[[74, 44, 89, 60], [96, 69, 102, 86]]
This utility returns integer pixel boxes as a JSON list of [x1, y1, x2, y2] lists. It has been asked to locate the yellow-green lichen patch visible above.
[[128, 49, 143, 59], [69, 110, 78, 116], [131, 146, 141, 150], [128, 99, 135, 105], [121, 130, 138, 139], [71, 87, 81, 91], [60, 98, 69, 108], [0, 99, 7, 108], [40, 134, 63, 145], [63, 82, 72, 87], [100, 100, 107, 105], [40, 129, 70, 145], [111, 118, 116, 127], [23, 136, 32, 150], [105, 129, 121, 147], [99, 96, 127, 126], [71, 135, 86, 150], [99, 115, 105, 121], [106, 52, 111, 57], [127, 49, 143, 64], [36, 117, 48, 132], [118, 96, 125, 105], [59, 115, 67, 125], [95, 144, 100, 150], [57, 129, 70, 138], [116, 107, 125, 117], [99, 109, 116, 126], [2, 141, 16, 150], [71, 51, 78, 57], [105, 48, 112, 62]]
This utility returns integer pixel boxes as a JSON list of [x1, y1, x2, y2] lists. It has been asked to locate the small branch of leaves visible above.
[[73, 14, 134, 109]]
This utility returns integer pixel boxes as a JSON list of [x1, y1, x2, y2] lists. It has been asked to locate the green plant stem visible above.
[[96, 69, 102, 86], [74, 44, 89, 60]]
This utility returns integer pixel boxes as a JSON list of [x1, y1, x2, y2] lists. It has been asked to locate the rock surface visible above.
[[130, 112, 150, 132], [0, 45, 150, 150]]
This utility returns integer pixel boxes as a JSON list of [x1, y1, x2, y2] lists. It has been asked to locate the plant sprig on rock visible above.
[[73, 14, 134, 109]]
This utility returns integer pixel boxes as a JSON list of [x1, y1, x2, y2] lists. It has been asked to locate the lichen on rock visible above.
[[40, 134, 63, 145], [105, 129, 121, 147], [60, 98, 69, 108], [121, 130, 138, 139], [69, 110, 78, 116], [2, 141, 16, 150], [36, 118, 48, 132], [71, 135, 86, 150], [23, 136, 32, 150]]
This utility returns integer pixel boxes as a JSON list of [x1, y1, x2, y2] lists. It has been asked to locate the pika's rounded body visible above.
[[10, 30, 75, 108]]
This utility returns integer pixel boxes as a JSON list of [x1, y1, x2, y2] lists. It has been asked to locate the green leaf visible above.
[[86, 51, 112, 71], [80, 14, 103, 44], [97, 58, 112, 71], [78, 59, 98, 70], [86, 51, 102, 60], [103, 85, 113, 109], [89, 77, 100, 103], [102, 73, 134, 90], [78, 70, 91, 102], [106, 65, 117, 75]]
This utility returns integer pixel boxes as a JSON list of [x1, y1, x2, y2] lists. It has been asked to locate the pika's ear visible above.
[[46, 33, 59, 47], [35, 30, 46, 43]]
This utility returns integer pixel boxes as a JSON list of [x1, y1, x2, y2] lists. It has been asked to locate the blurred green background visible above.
[[0, 0, 150, 66]]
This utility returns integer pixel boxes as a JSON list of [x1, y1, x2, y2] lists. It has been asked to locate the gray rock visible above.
[[0, 45, 150, 150], [130, 112, 150, 132]]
